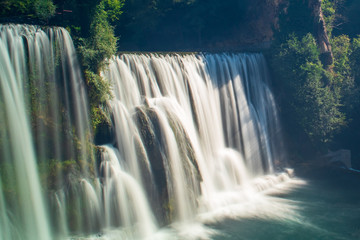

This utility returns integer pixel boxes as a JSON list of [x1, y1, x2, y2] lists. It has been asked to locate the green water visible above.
[[210, 170, 360, 240]]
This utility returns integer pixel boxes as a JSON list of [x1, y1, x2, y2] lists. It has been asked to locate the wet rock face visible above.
[[134, 106, 202, 224], [134, 107, 169, 224], [134, 107, 167, 193], [94, 120, 114, 145]]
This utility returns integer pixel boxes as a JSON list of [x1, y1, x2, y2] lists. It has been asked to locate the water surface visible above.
[[210, 170, 360, 240]]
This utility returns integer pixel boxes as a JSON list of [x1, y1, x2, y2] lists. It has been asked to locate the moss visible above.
[[85, 71, 112, 104], [162, 197, 175, 223], [38, 159, 80, 190], [84, 70, 112, 138]]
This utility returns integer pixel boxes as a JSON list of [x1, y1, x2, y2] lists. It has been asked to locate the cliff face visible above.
[[117, 0, 285, 51], [209, 0, 284, 51]]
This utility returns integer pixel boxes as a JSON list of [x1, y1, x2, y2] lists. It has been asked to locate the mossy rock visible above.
[[134, 104, 202, 224], [134, 106, 169, 224], [94, 113, 114, 145]]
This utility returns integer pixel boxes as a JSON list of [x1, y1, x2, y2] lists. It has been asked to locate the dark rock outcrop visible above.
[[308, 0, 334, 67], [134, 104, 202, 225]]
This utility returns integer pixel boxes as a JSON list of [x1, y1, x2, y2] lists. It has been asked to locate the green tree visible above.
[[102, 0, 125, 23], [321, 0, 336, 36], [78, 0, 118, 73], [271, 34, 344, 144], [350, 36, 360, 84], [34, 0, 56, 20], [77, 0, 122, 134], [0, 0, 56, 21], [0, 0, 34, 16], [331, 35, 357, 115]]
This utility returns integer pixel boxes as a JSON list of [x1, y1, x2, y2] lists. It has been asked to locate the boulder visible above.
[[322, 149, 351, 169]]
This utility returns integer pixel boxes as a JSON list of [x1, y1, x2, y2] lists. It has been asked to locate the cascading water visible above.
[[0, 23, 289, 240], [0, 24, 93, 239], [101, 53, 288, 230], [0, 26, 51, 240]]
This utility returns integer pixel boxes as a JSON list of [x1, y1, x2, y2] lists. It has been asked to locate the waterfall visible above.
[[0, 28, 51, 240], [101, 53, 287, 226], [0, 24, 287, 240], [0, 24, 93, 239]]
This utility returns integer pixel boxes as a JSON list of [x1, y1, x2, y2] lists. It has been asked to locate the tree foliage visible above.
[[270, 0, 360, 163], [271, 34, 344, 144], [84, 70, 112, 134], [0, 0, 33, 16], [78, 1, 117, 73], [76, 0, 121, 134], [321, 0, 336, 36], [34, 0, 56, 20], [330, 35, 358, 114], [350, 36, 360, 84], [0, 0, 55, 20], [102, 0, 125, 23]]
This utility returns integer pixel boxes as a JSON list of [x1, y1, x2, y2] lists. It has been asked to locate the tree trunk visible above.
[[308, 0, 333, 67]]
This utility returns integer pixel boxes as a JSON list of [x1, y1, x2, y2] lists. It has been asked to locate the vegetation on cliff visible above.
[[271, 33, 344, 144], [269, 0, 360, 168], [77, 0, 120, 136]]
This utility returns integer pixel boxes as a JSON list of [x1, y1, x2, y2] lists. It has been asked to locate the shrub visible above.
[[78, 1, 118, 73], [84, 70, 112, 134], [34, 0, 56, 20], [271, 33, 344, 144], [0, 0, 56, 21], [350, 36, 360, 84], [331, 35, 358, 115]]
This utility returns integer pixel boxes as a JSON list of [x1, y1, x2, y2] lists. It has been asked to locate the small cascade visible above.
[[100, 145, 157, 238]]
